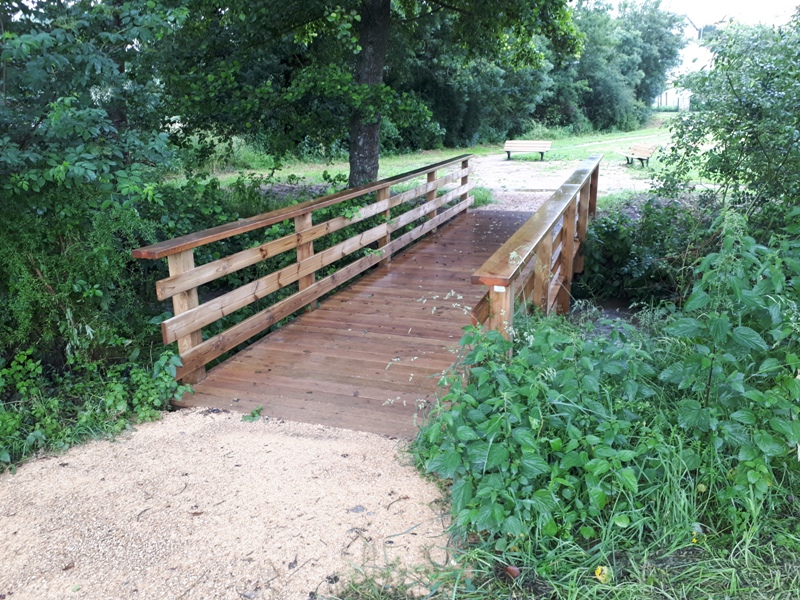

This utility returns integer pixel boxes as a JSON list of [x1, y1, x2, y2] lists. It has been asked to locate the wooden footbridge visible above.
[[133, 155, 600, 438]]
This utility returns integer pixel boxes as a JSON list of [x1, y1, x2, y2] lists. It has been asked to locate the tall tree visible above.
[[659, 15, 800, 214], [534, 0, 684, 131], [619, 0, 685, 106], [155, 0, 580, 186]]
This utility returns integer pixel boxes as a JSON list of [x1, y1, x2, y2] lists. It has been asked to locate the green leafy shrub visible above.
[[575, 197, 709, 301], [415, 210, 800, 560], [0, 347, 188, 472], [416, 319, 663, 549]]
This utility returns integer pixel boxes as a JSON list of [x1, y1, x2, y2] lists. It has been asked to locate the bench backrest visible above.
[[504, 140, 552, 151]]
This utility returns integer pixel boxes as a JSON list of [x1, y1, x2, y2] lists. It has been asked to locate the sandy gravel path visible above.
[[0, 410, 448, 599], [470, 154, 652, 213]]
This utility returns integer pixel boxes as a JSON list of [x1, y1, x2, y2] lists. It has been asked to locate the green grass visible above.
[[471, 186, 494, 207], [596, 190, 641, 213], [211, 121, 675, 187]]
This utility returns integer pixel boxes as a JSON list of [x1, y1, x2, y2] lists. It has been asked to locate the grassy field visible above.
[[214, 118, 676, 187]]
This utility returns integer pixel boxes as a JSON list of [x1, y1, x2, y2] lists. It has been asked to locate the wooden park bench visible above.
[[618, 144, 657, 167], [503, 140, 552, 160]]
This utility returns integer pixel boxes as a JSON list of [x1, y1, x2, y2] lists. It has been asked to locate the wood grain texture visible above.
[[472, 155, 601, 287], [178, 210, 531, 438], [167, 251, 205, 384]]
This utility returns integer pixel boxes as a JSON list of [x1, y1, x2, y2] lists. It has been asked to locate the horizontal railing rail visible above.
[[470, 154, 601, 337], [133, 155, 475, 383]]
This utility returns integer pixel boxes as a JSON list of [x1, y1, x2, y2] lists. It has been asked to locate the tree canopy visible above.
[[154, 0, 581, 184]]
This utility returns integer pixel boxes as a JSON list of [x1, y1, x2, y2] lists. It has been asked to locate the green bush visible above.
[[0, 347, 188, 472], [415, 209, 800, 562], [575, 196, 709, 301]]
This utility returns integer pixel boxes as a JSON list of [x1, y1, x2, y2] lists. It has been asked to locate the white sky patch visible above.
[[660, 0, 797, 27]]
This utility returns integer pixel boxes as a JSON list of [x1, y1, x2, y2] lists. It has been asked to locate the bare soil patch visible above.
[[470, 154, 652, 212]]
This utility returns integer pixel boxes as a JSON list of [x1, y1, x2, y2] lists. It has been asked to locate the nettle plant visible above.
[[417, 318, 663, 550], [416, 211, 800, 551], [657, 212, 800, 531]]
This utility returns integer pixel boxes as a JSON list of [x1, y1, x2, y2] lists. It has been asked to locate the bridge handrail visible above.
[[471, 154, 601, 336], [132, 155, 474, 383], [132, 154, 472, 260]]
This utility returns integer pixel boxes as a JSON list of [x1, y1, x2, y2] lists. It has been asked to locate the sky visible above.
[[660, 0, 798, 27]]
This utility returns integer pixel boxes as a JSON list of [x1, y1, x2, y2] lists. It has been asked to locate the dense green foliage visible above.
[[414, 210, 800, 594], [153, 0, 580, 183], [660, 15, 800, 218], [535, 0, 684, 132], [155, 0, 681, 164], [575, 196, 710, 301], [0, 0, 295, 469]]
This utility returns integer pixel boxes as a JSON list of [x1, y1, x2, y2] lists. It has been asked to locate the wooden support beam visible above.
[[532, 231, 553, 313], [487, 284, 513, 339], [460, 159, 470, 204], [377, 186, 391, 266], [167, 250, 206, 384], [295, 212, 317, 311], [556, 195, 577, 314], [426, 170, 437, 222], [573, 182, 591, 273]]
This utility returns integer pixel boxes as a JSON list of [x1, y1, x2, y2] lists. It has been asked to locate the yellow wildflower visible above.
[[594, 565, 612, 584]]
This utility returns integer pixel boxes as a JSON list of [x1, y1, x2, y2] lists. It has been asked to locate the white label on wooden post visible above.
[[493, 285, 506, 293]]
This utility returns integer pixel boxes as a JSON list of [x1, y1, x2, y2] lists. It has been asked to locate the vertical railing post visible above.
[[295, 212, 317, 310], [532, 232, 553, 314], [378, 186, 391, 266], [426, 170, 437, 225], [589, 164, 599, 217], [167, 250, 206, 384], [460, 158, 470, 204], [573, 182, 591, 273], [487, 284, 513, 340], [557, 196, 577, 314]]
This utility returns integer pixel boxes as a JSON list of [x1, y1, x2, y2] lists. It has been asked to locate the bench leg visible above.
[[506, 151, 511, 160], [626, 157, 633, 165], [638, 158, 646, 167], [539, 152, 544, 161]]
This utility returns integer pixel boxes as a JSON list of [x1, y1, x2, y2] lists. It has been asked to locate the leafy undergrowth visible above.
[[332, 210, 800, 599], [0, 344, 188, 472]]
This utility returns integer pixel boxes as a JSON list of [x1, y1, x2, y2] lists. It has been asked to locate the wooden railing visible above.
[[471, 154, 601, 337], [133, 155, 475, 383]]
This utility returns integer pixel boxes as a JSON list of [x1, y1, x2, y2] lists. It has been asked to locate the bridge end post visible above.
[[487, 284, 513, 340], [167, 250, 206, 384]]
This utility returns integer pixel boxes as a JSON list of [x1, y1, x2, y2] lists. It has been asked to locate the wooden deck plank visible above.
[[182, 210, 532, 438]]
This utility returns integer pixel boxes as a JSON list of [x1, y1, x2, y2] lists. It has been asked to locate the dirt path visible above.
[[470, 153, 652, 212], [0, 410, 449, 599], [0, 155, 654, 600]]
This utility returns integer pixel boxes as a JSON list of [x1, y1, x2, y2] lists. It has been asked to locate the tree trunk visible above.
[[348, 0, 391, 188]]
